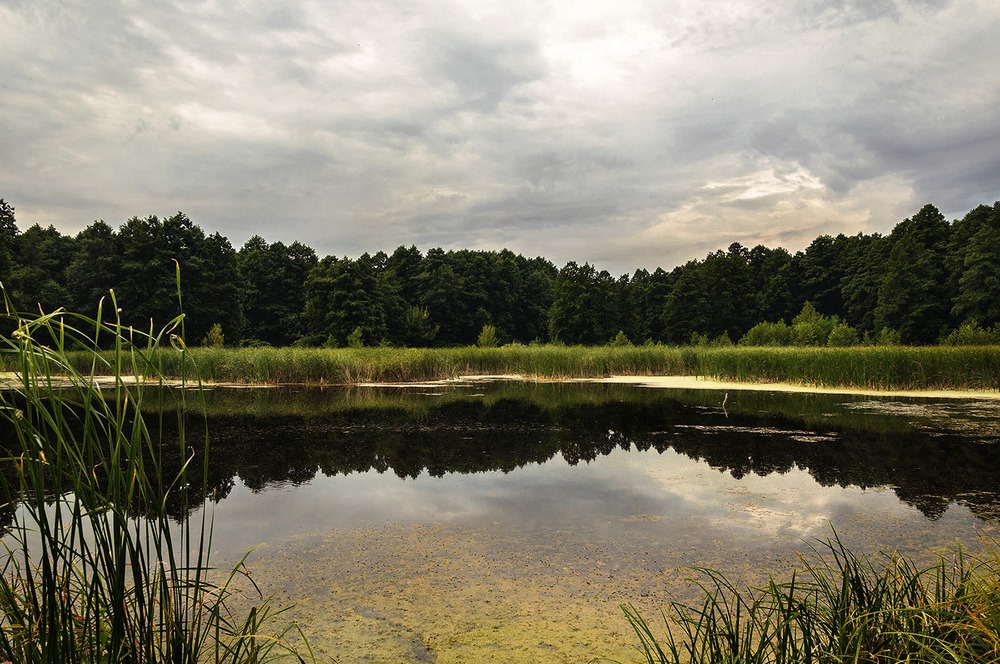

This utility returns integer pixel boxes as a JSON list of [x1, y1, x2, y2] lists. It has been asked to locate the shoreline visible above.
[[592, 374, 1000, 400], [358, 373, 1000, 400]]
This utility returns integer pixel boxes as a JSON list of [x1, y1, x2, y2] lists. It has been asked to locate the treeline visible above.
[[1, 197, 999, 347]]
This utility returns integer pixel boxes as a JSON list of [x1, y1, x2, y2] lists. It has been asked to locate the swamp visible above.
[[51, 377, 996, 662]]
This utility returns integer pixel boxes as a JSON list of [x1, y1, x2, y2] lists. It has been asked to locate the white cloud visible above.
[[626, 167, 915, 269]]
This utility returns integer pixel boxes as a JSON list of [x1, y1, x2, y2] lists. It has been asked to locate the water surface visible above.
[[187, 381, 1000, 662]]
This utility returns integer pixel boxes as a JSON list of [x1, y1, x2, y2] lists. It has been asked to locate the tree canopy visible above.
[[1, 198, 998, 347]]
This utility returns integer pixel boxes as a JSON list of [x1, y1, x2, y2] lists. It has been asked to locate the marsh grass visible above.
[[0, 289, 309, 662], [619, 532, 1000, 664], [698, 346, 1000, 391], [11, 344, 995, 391], [15, 344, 689, 385]]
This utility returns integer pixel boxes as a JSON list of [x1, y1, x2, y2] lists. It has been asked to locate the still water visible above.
[[187, 380, 999, 662]]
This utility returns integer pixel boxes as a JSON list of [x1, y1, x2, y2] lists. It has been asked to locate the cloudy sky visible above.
[[2, 0, 999, 273]]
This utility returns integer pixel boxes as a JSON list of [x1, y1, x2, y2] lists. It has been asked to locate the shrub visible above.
[[347, 326, 364, 348], [710, 333, 733, 347], [943, 319, 1000, 346], [739, 321, 791, 346], [690, 331, 711, 347], [477, 324, 499, 348], [202, 321, 225, 347], [827, 322, 859, 347], [790, 302, 836, 346], [876, 327, 903, 346], [609, 330, 633, 347]]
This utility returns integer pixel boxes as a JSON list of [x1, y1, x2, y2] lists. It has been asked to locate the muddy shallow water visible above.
[[189, 380, 1000, 663]]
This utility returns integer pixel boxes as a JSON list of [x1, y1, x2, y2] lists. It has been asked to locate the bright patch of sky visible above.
[[1, 0, 998, 273]]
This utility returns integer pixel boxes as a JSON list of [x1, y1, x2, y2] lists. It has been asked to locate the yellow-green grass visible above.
[[11, 344, 690, 385], [8, 344, 994, 391], [698, 345, 1000, 391]]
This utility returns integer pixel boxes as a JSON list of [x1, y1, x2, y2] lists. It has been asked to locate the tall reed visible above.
[[26, 345, 694, 385], [698, 346, 1000, 391], [619, 532, 1000, 663], [0, 290, 309, 662], [12, 344, 995, 391]]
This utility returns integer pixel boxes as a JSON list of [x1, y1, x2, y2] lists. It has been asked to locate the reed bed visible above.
[[25, 344, 692, 385], [0, 295, 309, 662], [619, 532, 1000, 664], [698, 346, 1000, 391], [21, 344, 997, 391]]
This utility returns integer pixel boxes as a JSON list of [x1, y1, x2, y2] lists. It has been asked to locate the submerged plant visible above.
[[618, 531, 1000, 664], [0, 288, 310, 663]]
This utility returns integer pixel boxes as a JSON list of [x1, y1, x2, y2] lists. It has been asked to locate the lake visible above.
[[181, 379, 1000, 663]]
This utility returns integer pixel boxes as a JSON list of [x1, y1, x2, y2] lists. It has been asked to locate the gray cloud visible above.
[[0, 0, 997, 273], [425, 33, 545, 112]]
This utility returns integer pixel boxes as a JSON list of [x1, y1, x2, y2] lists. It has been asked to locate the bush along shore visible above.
[[0, 294, 310, 662], [5, 343, 997, 391]]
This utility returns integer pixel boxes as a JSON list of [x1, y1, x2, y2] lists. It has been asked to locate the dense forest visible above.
[[1, 197, 999, 347]]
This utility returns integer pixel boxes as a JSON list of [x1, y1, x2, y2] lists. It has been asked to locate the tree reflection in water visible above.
[[3, 381, 998, 528], [191, 383, 1000, 522]]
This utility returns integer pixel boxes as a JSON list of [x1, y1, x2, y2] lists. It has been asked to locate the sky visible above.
[[2, 0, 999, 274]]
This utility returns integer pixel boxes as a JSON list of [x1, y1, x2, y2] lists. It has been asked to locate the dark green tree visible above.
[[468, 250, 556, 344], [873, 204, 952, 344], [196, 231, 245, 342], [946, 203, 994, 295], [0, 199, 18, 291], [839, 233, 890, 334], [703, 243, 754, 339], [238, 236, 318, 345], [9, 224, 76, 313], [400, 305, 439, 346], [748, 245, 797, 325], [627, 267, 673, 343], [116, 213, 244, 344], [796, 234, 851, 316], [515, 256, 557, 342], [303, 254, 390, 346], [385, 245, 424, 305], [65, 221, 121, 315], [662, 261, 711, 344], [116, 214, 183, 333], [662, 244, 754, 343], [475, 250, 520, 343], [951, 203, 1000, 326], [548, 262, 617, 344], [413, 248, 480, 345]]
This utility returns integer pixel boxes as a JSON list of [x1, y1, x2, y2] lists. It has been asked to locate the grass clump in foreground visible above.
[[0, 292, 310, 662], [619, 532, 1000, 664]]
